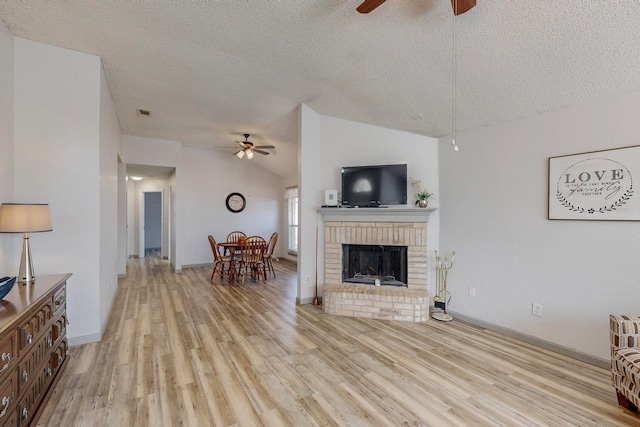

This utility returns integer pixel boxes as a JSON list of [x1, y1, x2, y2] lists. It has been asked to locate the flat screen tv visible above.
[[341, 163, 407, 207]]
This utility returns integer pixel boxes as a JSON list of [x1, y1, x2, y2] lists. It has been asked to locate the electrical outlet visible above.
[[532, 303, 543, 317], [468, 286, 476, 297]]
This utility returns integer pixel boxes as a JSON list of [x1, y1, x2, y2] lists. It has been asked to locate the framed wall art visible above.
[[548, 145, 640, 221]]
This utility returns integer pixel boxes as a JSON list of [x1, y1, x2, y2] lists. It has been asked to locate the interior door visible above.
[[142, 191, 162, 257]]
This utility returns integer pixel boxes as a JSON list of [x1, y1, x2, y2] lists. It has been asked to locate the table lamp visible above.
[[0, 203, 52, 284]]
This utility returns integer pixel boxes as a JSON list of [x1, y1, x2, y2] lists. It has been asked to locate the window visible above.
[[285, 186, 299, 255]]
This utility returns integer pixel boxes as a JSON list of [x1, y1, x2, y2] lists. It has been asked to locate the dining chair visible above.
[[208, 235, 232, 283], [263, 232, 278, 278], [238, 235, 267, 285], [224, 231, 247, 255]]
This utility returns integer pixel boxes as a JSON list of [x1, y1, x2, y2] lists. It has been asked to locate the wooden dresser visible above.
[[0, 274, 70, 427]]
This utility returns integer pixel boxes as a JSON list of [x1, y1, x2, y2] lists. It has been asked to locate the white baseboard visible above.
[[297, 296, 318, 305], [68, 333, 101, 347], [448, 310, 609, 369], [181, 263, 212, 269]]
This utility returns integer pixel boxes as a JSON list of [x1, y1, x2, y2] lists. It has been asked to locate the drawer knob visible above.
[[0, 396, 10, 418], [0, 352, 11, 372]]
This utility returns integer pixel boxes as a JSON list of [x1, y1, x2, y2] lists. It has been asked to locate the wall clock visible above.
[[225, 192, 246, 213]]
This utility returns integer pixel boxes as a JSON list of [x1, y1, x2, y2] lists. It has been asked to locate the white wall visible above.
[[99, 65, 122, 330], [117, 159, 127, 277], [13, 38, 106, 344], [169, 170, 177, 265], [298, 105, 321, 303], [0, 22, 14, 273], [299, 104, 440, 303], [181, 146, 283, 266], [439, 91, 640, 361]]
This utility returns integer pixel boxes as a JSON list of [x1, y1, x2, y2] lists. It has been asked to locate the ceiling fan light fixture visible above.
[[232, 133, 274, 159]]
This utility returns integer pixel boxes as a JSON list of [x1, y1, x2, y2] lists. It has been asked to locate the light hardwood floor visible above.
[[36, 257, 639, 426]]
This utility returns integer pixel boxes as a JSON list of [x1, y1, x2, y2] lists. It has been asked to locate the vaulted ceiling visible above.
[[2, 1, 639, 178]]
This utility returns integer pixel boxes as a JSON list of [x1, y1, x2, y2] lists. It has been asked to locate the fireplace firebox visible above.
[[342, 244, 407, 286]]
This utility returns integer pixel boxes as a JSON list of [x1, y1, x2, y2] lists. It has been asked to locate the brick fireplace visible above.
[[319, 208, 434, 322]]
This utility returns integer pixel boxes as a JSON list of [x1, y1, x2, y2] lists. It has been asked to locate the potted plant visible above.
[[410, 178, 434, 208]]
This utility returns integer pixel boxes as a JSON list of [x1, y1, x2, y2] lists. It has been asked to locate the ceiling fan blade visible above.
[[232, 149, 243, 156], [253, 145, 275, 150], [253, 149, 270, 155], [357, 0, 386, 14], [235, 140, 247, 147], [451, 0, 476, 16]]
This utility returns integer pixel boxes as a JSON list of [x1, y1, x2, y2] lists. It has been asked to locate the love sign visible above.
[[548, 146, 640, 220]]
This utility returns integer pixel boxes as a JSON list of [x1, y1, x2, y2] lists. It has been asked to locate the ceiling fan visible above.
[[233, 134, 275, 159], [357, 0, 476, 15]]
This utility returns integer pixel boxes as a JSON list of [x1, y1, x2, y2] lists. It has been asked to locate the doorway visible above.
[[143, 191, 162, 258]]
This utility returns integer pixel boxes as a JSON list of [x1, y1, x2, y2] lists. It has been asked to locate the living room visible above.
[[1, 1, 639, 423]]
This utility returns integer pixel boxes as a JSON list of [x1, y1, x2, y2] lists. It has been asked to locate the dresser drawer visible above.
[[52, 286, 66, 317], [17, 301, 53, 357], [51, 315, 67, 343], [17, 331, 53, 394], [51, 341, 67, 373], [0, 332, 16, 378], [0, 369, 17, 424], [17, 359, 53, 427], [0, 409, 17, 427]]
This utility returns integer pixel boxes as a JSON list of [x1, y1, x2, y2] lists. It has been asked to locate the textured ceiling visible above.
[[2, 1, 640, 178]]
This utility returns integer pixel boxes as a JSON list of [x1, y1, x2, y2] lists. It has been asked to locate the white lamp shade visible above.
[[246, 150, 254, 159], [0, 203, 52, 233]]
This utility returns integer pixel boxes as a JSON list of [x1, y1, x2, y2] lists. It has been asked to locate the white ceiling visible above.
[[2, 1, 640, 178]]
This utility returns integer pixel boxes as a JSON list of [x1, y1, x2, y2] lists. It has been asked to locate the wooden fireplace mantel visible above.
[[318, 207, 437, 223]]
